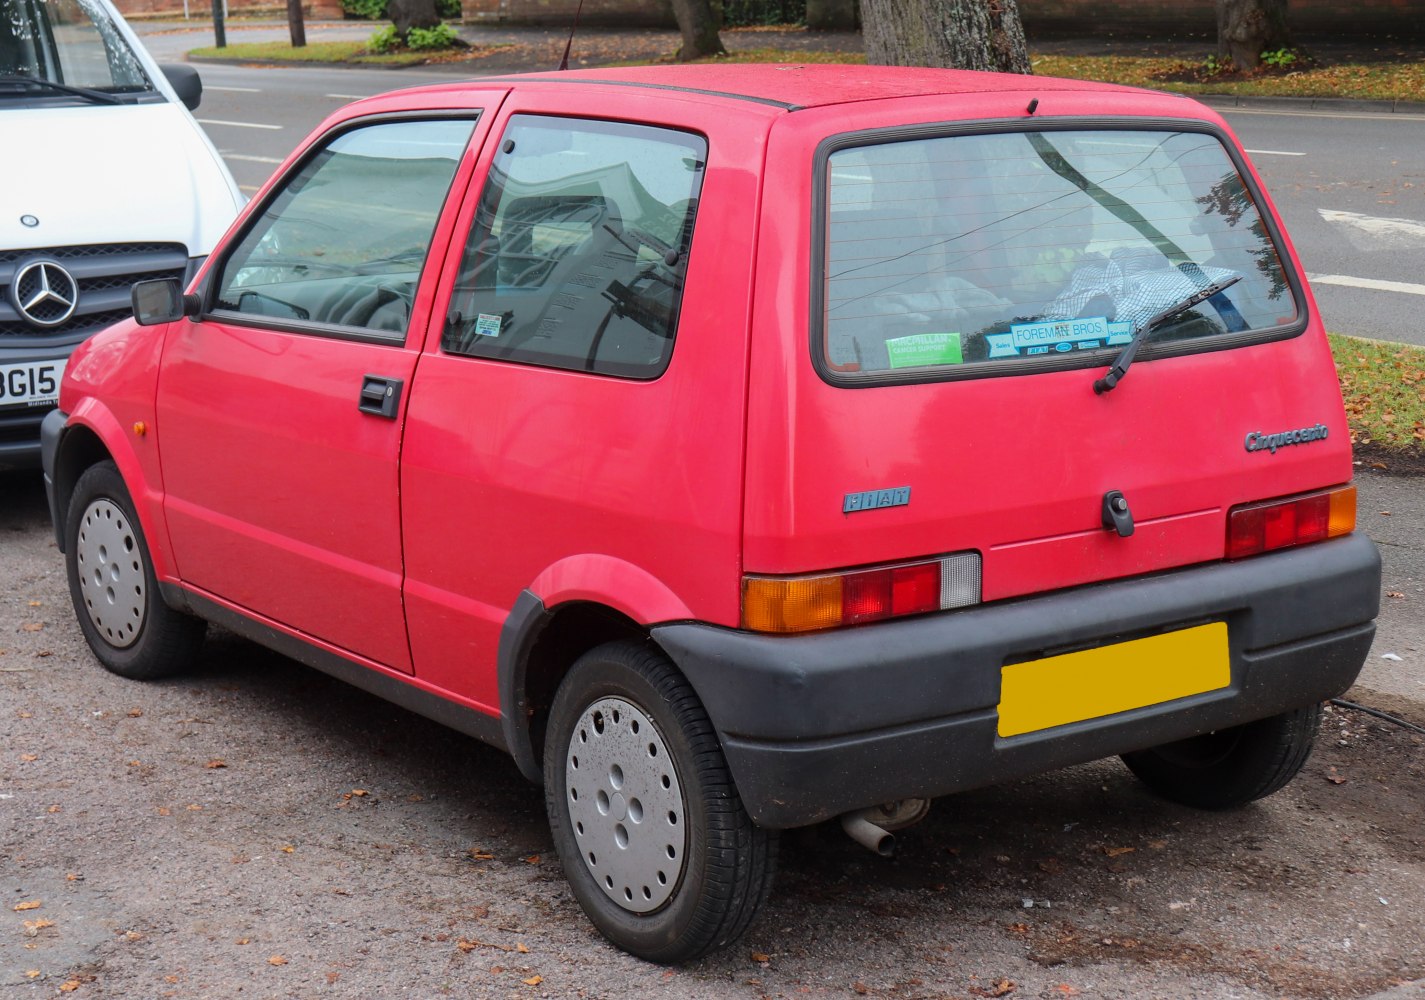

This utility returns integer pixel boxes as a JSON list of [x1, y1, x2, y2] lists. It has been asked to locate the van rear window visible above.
[[819, 128, 1300, 381]]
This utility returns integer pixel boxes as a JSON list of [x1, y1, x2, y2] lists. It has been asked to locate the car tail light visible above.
[[1226, 485, 1356, 559], [742, 553, 981, 634]]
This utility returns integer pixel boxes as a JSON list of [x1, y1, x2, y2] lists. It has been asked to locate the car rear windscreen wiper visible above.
[[0, 74, 125, 105], [1093, 274, 1243, 395]]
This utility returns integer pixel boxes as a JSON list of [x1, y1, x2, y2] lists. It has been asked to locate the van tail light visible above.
[[1226, 485, 1356, 559], [742, 553, 981, 634]]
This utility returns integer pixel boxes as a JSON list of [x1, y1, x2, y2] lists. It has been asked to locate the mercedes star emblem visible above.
[[11, 259, 79, 328]]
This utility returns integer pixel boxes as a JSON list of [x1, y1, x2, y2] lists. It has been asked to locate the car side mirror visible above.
[[160, 63, 203, 111], [132, 279, 200, 325]]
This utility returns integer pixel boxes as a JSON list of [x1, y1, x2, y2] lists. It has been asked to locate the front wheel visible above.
[[1120, 703, 1322, 810], [64, 461, 205, 680], [544, 640, 777, 963]]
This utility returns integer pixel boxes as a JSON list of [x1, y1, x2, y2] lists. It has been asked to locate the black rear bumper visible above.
[[653, 534, 1381, 829]]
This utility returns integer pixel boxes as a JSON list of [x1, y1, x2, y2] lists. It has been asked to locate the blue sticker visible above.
[[474, 313, 502, 338], [990, 317, 1130, 359]]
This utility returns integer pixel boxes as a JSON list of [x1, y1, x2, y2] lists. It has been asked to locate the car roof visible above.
[[404, 63, 1155, 113]]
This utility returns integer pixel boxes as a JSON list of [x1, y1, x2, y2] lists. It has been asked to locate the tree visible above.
[[862, 0, 1031, 74], [1215, 0, 1291, 72], [387, 0, 440, 44], [670, 0, 725, 61], [286, 0, 306, 48]]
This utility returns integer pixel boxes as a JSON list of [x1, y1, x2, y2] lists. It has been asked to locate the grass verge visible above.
[[1329, 334, 1425, 474], [187, 39, 430, 66]]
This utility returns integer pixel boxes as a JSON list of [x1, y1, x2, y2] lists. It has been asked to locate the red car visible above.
[[41, 64, 1380, 962]]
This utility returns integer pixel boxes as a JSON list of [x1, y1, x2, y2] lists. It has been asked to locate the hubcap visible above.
[[566, 696, 687, 914], [76, 499, 146, 649]]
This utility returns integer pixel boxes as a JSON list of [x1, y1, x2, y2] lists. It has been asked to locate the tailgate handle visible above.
[[1102, 490, 1135, 538], [358, 375, 403, 419]]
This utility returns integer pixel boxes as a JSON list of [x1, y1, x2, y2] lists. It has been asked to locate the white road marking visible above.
[[197, 118, 283, 130], [1244, 148, 1305, 156], [1221, 107, 1425, 123], [223, 153, 284, 164], [205, 85, 262, 93], [325, 93, 368, 100], [1318, 208, 1425, 252], [1309, 273, 1425, 297]]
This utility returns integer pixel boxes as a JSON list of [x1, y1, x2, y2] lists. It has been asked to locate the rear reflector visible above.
[[1226, 484, 1355, 559], [742, 553, 981, 634]]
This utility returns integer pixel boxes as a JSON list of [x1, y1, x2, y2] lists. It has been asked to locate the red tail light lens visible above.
[[1227, 485, 1355, 559], [742, 553, 981, 634]]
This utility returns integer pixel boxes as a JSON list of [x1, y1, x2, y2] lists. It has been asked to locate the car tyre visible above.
[[65, 461, 205, 680], [1120, 703, 1322, 810], [544, 640, 778, 963]]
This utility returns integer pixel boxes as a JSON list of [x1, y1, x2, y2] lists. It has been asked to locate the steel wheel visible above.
[[544, 640, 777, 963], [75, 497, 147, 648], [64, 461, 205, 680]]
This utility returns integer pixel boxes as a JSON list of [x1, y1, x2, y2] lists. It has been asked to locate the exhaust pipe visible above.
[[840, 810, 896, 857]]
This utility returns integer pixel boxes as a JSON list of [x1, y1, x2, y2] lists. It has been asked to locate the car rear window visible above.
[[818, 127, 1301, 382]]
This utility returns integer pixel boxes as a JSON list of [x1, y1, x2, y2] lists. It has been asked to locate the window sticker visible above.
[[474, 313, 503, 338], [885, 333, 963, 369], [986, 318, 1132, 359]]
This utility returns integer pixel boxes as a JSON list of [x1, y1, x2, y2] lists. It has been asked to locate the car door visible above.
[[156, 111, 495, 672]]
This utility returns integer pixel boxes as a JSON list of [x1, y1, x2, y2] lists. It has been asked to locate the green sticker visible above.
[[885, 333, 963, 369]]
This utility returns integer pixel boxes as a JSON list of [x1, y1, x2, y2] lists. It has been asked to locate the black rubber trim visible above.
[[169, 585, 507, 751], [39, 407, 67, 546], [498, 588, 556, 784], [474, 76, 799, 110]]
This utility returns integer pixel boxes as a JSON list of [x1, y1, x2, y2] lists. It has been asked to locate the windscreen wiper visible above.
[[1093, 274, 1242, 394], [0, 74, 125, 105]]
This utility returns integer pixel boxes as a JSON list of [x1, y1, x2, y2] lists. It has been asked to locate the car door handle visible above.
[[358, 375, 403, 419]]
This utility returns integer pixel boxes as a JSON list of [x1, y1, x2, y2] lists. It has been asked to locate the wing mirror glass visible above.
[[132, 279, 200, 326]]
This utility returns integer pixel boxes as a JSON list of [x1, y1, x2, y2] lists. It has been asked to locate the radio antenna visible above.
[[557, 0, 586, 71]]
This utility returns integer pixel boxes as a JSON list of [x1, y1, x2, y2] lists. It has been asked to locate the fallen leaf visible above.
[[490, 966, 504, 975], [468, 849, 495, 861], [127, 708, 143, 718], [1102, 846, 1136, 857], [66, 873, 82, 882], [20, 622, 43, 632], [157, 807, 171, 817], [47, 805, 61, 814], [1387, 591, 1405, 599], [751, 951, 771, 963], [267, 955, 287, 966], [59, 979, 81, 993], [24, 970, 39, 979], [522, 854, 541, 865], [18, 711, 33, 718], [236, 938, 251, 946], [1327, 767, 1348, 785], [1147, 839, 1168, 849], [351, 789, 369, 797], [13, 900, 42, 911], [1055, 986, 1080, 996], [186, 804, 203, 811], [522, 975, 543, 986], [28, 600, 41, 607], [326, 971, 341, 984], [853, 984, 869, 996], [205, 759, 227, 769], [456, 939, 478, 953], [516, 943, 529, 954], [23, 918, 55, 935], [280, 845, 295, 854], [20, 753, 37, 762]]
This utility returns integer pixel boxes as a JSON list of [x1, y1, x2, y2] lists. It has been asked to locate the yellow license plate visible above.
[[997, 622, 1230, 738]]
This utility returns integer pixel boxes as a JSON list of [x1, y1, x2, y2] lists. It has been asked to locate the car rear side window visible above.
[[212, 117, 475, 338], [442, 115, 706, 379], [818, 127, 1301, 382]]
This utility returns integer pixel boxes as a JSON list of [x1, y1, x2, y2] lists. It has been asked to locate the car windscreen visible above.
[[817, 126, 1302, 382], [0, 0, 155, 97]]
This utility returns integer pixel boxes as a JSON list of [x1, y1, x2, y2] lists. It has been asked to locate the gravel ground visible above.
[[2, 468, 1423, 999]]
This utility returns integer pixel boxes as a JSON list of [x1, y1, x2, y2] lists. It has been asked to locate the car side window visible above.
[[212, 118, 476, 338], [443, 115, 706, 379]]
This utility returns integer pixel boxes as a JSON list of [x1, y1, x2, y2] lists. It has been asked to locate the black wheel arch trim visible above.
[[498, 588, 557, 784]]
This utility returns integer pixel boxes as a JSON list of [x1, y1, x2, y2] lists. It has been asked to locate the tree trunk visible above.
[[863, 0, 1030, 74], [670, 0, 725, 61], [286, 0, 306, 48], [1215, 0, 1291, 71], [806, 0, 857, 32], [389, 0, 440, 42]]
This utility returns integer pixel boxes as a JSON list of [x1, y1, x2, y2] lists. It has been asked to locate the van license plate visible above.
[[0, 360, 65, 410], [998, 622, 1230, 738]]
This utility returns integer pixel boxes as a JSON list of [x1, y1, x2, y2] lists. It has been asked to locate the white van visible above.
[[1, 0, 241, 468]]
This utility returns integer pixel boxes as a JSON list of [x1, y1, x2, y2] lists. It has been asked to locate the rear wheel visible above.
[[65, 461, 205, 680], [1120, 704, 1322, 810], [544, 640, 777, 963]]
